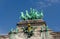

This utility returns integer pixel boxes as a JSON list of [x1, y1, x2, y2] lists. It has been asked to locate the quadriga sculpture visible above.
[[20, 8, 44, 20]]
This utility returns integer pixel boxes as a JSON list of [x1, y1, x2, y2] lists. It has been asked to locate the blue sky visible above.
[[0, 0, 60, 34]]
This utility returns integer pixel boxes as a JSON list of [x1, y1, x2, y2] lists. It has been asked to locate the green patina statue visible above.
[[40, 26, 48, 39], [26, 10, 31, 19], [9, 28, 14, 39], [15, 28, 19, 33], [10, 28, 14, 34], [20, 8, 44, 20], [20, 12, 27, 20]]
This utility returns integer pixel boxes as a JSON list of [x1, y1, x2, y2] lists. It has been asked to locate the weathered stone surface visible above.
[[0, 20, 60, 39]]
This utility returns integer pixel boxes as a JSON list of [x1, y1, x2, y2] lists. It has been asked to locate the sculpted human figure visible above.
[[20, 8, 44, 20]]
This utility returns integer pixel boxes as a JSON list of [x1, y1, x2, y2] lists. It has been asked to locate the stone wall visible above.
[[0, 30, 60, 39], [0, 20, 60, 39]]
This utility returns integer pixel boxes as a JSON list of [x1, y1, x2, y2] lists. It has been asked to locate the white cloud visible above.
[[46, 0, 60, 3], [30, 0, 60, 9], [36, 1, 51, 9]]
